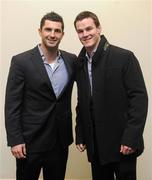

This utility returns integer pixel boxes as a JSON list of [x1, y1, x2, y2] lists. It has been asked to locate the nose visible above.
[[82, 30, 89, 37], [50, 30, 55, 37]]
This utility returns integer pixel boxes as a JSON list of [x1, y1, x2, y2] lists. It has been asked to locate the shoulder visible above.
[[109, 45, 133, 57], [13, 48, 34, 59], [60, 50, 77, 68], [11, 46, 38, 65], [106, 45, 139, 69], [60, 50, 77, 59], [109, 45, 135, 62], [12, 47, 39, 61]]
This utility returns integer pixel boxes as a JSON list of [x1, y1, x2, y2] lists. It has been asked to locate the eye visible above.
[[44, 28, 52, 32], [55, 29, 62, 33], [77, 29, 83, 34], [86, 26, 93, 31]]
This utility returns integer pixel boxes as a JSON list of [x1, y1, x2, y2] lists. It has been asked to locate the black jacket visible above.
[[76, 35, 148, 164], [5, 46, 77, 152]]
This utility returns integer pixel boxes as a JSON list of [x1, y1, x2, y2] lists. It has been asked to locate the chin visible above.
[[47, 44, 56, 48], [83, 41, 93, 47], [85, 44, 94, 49]]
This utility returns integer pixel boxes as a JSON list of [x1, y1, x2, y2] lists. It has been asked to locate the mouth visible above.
[[47, 39, 57, 44], [82, 39, 91, 44], [82, 37, 92, 42]]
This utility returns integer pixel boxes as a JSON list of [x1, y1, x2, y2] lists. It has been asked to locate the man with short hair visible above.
[[74, 11, 148, 180], [5, 12, 76, 180]]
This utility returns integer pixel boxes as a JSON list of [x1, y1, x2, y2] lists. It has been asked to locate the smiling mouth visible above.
[[83, 37, 92, 41], [83, 39, 91, 43], [47, 40, 56, 44]]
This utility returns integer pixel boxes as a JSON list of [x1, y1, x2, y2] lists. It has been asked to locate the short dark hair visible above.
[[74, 11, 100, 29], [40, 12, 64, 31]]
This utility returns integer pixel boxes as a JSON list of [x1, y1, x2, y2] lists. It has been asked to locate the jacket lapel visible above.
[[57, 51, 73, 99], [77, 55, 92, 97], [92, 35, 110, 90], [30, 46, 56, 98], [77, 35, 110, 97]]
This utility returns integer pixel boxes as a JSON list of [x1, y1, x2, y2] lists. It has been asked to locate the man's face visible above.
[[75, 17, 101, 52], [39, 20, 64, 50]]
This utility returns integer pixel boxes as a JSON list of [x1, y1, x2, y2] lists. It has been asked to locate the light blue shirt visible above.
[[86, 51, 95, 95], [38, 45, 68, 98]]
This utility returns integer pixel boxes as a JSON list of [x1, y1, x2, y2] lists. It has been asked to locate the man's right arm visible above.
[[75, 102, 86, 152], [5, 56, 25, 148]]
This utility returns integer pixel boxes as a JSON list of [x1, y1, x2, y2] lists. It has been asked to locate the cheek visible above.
[[78, 34, 83, 40], [57, 34, 64, 40], [42, 33, 48, 38]]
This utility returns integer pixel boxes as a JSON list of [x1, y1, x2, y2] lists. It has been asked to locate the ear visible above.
[[38, 28, 42, 37], [97, 25, 102, 34], [61, 32, 64, 39]]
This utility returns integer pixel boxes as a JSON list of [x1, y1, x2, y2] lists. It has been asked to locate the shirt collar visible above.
[[86, 48, 96, 63], [38, 44, 61, 63]]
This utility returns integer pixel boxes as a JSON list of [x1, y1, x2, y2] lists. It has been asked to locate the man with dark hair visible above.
[[5, 12, 76, 180], [74, 11, 148, 180]]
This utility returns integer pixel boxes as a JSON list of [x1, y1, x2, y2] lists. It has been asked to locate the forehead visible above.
[[76, 17, 95, 29], [43, 20, 62, 29]]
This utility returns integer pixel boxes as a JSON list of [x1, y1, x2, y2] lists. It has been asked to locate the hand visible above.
[[120, 145, 136, 155], [11, 144, 26, 159], [76, 144, 86, 152]]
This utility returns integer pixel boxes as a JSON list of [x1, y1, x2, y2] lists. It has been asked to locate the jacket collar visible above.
[[78, 35, 110, 63]]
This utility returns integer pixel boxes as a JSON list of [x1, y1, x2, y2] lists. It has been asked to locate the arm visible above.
[[75, 105, 86, 152], [5, 56, 25, 150], [75, 65, 86, 152], [121, 52, 148, 152]]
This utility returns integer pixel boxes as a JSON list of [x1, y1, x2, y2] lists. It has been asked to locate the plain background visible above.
[[0, 0, 151, 179]]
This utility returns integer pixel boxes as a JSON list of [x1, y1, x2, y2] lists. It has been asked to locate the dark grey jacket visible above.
[[5, 46, 77, 152]]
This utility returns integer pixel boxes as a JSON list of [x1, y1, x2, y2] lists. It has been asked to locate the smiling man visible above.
[[74, 11, 148, 180], [5, 12, 76, 180]]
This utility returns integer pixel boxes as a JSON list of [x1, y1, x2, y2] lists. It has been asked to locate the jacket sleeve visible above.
[[75, 62, 85, 145], [121, 52, 148, 150], [75, 105, 85, 145], [5, 56, 25, 147]]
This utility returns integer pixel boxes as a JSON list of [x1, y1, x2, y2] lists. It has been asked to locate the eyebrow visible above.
[[44, 27, 62, 32]]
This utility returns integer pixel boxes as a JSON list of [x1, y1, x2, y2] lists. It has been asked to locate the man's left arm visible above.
[[121, 52, 148, 153]]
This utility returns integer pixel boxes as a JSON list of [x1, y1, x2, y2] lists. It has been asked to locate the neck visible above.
[[86, 48, 93, 57], [40, 44, 58, 63]]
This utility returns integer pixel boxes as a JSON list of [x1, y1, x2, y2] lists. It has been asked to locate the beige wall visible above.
[[0, 0, 151, 179]]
